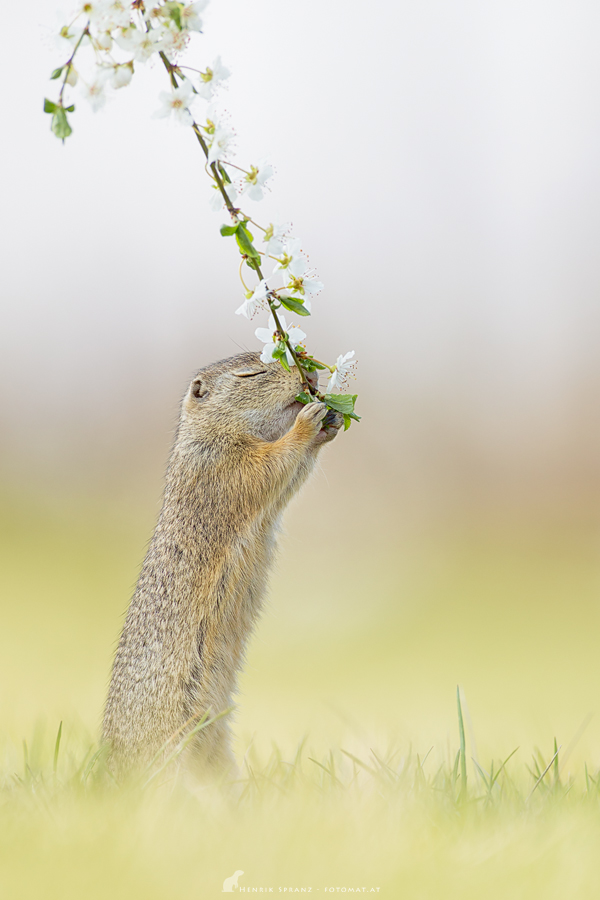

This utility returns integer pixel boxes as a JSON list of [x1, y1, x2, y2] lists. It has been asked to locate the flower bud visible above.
[[112, 62, 134, 89]]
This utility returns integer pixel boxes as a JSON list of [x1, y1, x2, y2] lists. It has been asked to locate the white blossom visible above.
[[272, 237, 305, 277], [255, 314, 306, 366], [65, 66, 78, 87], [209, 179, 238, 211], [80, 0, 110, 25], [207, 126, 234, 164], [160, 27, 191, 59], [272, 240, 324, 297], [115, 26, 164, 61], [326, 351, 356, 392], [287, 271, 324, 297], [197, 56, 231, 100], [208, 187, 223, 212], [95, 30, 112, 50], [236, 280, 269, 319], [102, 0, 133, 28], [240, 160, 273, 201], [153, 80, 196, 124], [111, 62, 133, 89], [263, 222, 290, 257], [222, 179, 238, 204], [55, 23, 86, 54], [82, 75, 107, 111], [181, 1, 208, 32]]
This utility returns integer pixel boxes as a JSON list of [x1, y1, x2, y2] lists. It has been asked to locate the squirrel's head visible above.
[[181, 352, 317, 442]]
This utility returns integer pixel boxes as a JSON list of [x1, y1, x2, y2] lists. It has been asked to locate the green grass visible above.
[[2, 486, 600, 897], [2, 705, 600, 899]]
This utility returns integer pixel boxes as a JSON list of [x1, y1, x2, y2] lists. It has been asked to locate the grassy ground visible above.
[[2, 719, 600, 899], [1, 484, 599, 897]]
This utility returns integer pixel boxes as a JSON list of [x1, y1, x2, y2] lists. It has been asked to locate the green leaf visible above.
[[271, 340, 287, 360], [235, 223, 261, 259], [342, 414, 352, 431], [51, 107, 72, 141], [299, 357, 326, 372], [65, 104, 75, 113], [166, 2, 184, 29], [295, 392, 312, 405], [240, 220, 254, 241], [218, 164, 231, 184], [44, 98, 58, 114], [279, 296, 311, 317], [50, 67, 64, 80], [220, 223, 239, 237], [272, 341, 290, 372], [323, 393, 358, 415]]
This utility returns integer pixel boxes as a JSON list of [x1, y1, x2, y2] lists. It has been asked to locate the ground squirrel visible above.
[[102, 351, 343, 777]]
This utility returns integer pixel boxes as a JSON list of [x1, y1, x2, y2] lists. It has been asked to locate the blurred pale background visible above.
[[1, 0, 599, 768]]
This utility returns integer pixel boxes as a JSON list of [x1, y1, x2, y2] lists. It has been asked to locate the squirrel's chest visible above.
[[218, 515, 281, 615]]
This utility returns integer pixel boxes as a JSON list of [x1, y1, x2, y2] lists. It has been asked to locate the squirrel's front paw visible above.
[[295, 401, 327, 440], [314, 409, 344, 444]]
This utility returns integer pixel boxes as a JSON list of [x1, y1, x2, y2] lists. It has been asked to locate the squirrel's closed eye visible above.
[[232, 368, 268, 378]]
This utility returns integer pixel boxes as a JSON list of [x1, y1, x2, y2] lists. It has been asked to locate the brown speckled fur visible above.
[[102, 352, 342, 778]]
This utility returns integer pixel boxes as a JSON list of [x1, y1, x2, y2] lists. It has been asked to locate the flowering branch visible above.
[[158, 55, 312, 388], [43, 0, 360, 426]]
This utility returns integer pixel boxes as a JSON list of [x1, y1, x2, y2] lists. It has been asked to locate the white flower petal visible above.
[[255, 327, 273, 343], [288, 256, 307, 277], [260, 345, 277, 364], [209, 189, 223, 211], [112, 63, 133, 88], [287, 325, 306, 344], [326, 370, 342, 392], [244, 183, 265, 201], [302, 277, 324, 295]]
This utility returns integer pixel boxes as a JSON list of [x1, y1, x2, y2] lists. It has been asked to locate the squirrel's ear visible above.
[[189, 378, 209, 401]]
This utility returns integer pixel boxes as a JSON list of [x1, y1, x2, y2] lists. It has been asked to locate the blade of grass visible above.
[[553, 737, 560, 787], [143, 707, 233, 788], [451, 749, 461, 785], [53, 721, 63, 778], [457, 686, 467, 801], [340, 749, 377, 776], [526, 745, 561, 802], [81, 746, 105, 784], [490, 747, 519, 789], [308, 756, 342, 787], [418, 746, 434, 770], [370, 749, 400, 781], [471, 758, 491, 792]]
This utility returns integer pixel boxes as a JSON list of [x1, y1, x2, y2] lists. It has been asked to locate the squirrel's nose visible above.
[[305, 370, 319, 390]]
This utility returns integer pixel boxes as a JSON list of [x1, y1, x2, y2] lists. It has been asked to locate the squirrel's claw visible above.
[[316, 409, 344, 444]]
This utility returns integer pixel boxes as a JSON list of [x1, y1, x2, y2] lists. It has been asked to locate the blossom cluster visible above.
[[45, 0, 359, 423]]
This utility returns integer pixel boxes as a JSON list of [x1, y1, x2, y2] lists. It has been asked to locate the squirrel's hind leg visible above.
[[185, 717, 239, 784]]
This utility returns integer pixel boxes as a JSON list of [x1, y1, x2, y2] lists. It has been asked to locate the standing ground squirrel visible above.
[[102, 352, 343, 777]]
